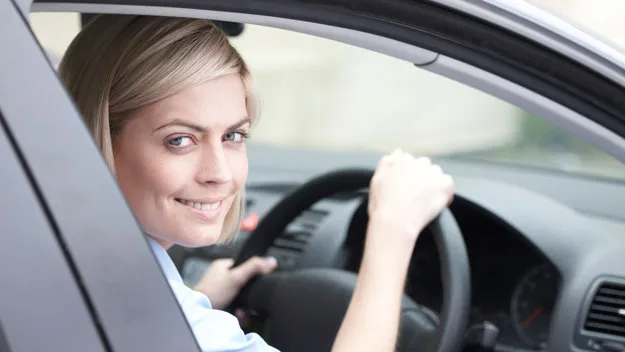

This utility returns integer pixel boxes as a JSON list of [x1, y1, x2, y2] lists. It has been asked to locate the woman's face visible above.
[[113, 74, 249, 248]]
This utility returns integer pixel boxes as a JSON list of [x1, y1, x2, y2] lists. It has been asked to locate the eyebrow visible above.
[[153, 117, 251, 134]]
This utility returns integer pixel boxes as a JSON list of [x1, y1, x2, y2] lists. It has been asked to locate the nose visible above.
[[197, 143, 232, 185]]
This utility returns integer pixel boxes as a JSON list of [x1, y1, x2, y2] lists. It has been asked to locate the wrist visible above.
[[365, 215, 421, 253], [360, 217, 417, 284]]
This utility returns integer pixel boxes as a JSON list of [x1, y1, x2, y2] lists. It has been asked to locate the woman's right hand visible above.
[[367, 149, 454, 248], [332, 149, 454, 352]]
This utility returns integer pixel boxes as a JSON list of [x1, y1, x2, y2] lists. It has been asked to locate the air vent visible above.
[[268, 208, 328, 269], [584, 282, 625, 338]]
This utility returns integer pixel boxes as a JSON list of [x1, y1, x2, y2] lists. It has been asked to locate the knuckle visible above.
[[378, 155, 394, 169], [232, 270, 247, 286], [414, 156, 431, 166], [216, 259, 233, 269], [443, 174, 454, 187], [250, 256, 265, 266]]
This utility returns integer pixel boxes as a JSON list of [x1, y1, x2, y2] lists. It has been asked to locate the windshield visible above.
[[227, 24, 625, 180], [30, 11, 625, 181]]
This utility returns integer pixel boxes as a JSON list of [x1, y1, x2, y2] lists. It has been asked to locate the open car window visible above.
[[30, 12, 625, 181]]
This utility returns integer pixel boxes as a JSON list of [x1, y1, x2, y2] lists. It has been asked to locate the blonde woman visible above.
[[59, 14, 454, 352]]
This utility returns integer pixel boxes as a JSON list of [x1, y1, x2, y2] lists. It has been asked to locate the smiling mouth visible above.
[[175, 198, 222, 211]]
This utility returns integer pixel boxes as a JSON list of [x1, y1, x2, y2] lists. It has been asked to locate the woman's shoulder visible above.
[[169, 280, 278, 351], [168, 278, 213, 309]]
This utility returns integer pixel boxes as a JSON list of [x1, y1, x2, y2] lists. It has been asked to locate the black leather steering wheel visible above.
[[233, 169, 471, 352]]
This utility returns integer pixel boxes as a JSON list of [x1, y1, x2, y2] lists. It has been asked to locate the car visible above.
[[2, 0, 625, 351]]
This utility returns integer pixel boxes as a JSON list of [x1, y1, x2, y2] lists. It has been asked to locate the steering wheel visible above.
[[233, 169, 471, 352]]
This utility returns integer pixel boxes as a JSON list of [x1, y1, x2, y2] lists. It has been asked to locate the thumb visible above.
[[231, 256, 278, 286]]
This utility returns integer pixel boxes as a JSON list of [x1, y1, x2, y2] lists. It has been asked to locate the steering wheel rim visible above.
[[234, 168, 471, 352]]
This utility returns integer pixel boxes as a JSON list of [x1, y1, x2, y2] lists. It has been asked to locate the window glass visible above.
[[30, 13, 625, 180]]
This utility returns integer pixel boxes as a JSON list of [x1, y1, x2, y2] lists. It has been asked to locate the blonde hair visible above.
[[59, 15, 255, 243]]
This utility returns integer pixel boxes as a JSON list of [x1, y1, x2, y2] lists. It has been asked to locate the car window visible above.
[[30, 13, 625, 180]]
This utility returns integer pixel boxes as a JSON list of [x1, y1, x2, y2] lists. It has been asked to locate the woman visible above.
[[58, 14, 454, 352]]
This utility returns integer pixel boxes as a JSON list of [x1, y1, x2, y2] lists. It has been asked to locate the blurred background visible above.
[[28, 0, 625, 180]]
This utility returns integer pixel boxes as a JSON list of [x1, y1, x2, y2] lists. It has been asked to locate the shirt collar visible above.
[[147, 236, 184, 284]]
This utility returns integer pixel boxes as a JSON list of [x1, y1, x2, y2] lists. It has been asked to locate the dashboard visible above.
[[339, 192, 560, 351], [170, 156, 625, 352], [406, 201, 560, 351], [173, 182, 559, 351]]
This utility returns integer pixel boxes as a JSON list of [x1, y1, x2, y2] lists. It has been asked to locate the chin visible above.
[[177, 227, 223, 248]]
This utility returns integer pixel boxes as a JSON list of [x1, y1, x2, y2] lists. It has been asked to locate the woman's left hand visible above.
[[193, 256, 278, 310]]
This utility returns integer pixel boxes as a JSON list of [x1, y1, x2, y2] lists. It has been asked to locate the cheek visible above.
[[226, 147, 249, 189], [114, 143, 190, 203]]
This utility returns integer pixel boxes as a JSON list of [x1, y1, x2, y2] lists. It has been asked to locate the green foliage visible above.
[[519, 112, 599, 154]]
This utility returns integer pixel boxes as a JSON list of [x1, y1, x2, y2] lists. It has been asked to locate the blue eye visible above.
[[168, 136, 193, 147], [223, 132, 247, 143]]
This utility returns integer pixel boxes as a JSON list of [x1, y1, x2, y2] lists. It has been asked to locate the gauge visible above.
[[511, 264, 559, 350]]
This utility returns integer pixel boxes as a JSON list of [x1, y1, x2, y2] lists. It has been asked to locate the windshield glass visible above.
[[227, 24, 625, 180], [30, 11, 625, 181]]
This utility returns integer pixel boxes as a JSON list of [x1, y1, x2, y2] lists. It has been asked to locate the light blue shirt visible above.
[[148, 237, 279, 352]]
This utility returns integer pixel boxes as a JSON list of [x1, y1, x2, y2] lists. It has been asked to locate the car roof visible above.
[[30, 0, 625, 87]]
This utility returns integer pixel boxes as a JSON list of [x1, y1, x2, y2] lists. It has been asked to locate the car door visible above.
[[0, 103, 106, 352], [0, 1, 201, 351], [0, 113, 106, 352], [0, 5, 108, 352]]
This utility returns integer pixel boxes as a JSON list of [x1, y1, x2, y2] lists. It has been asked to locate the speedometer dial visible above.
[[511, 264, 558, 350]]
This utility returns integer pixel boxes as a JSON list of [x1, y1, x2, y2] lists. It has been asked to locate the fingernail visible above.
[[266, 257, 278, 268]]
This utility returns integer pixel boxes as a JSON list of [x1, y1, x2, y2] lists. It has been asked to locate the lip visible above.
[[175, 197, 227, 203], [174, 197, 223, 221]]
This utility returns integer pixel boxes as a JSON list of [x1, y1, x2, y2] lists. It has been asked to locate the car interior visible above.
[[2, 1, 625, 352]]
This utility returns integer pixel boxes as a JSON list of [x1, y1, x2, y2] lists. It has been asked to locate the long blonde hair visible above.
[[59, 15, 255, 243]]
